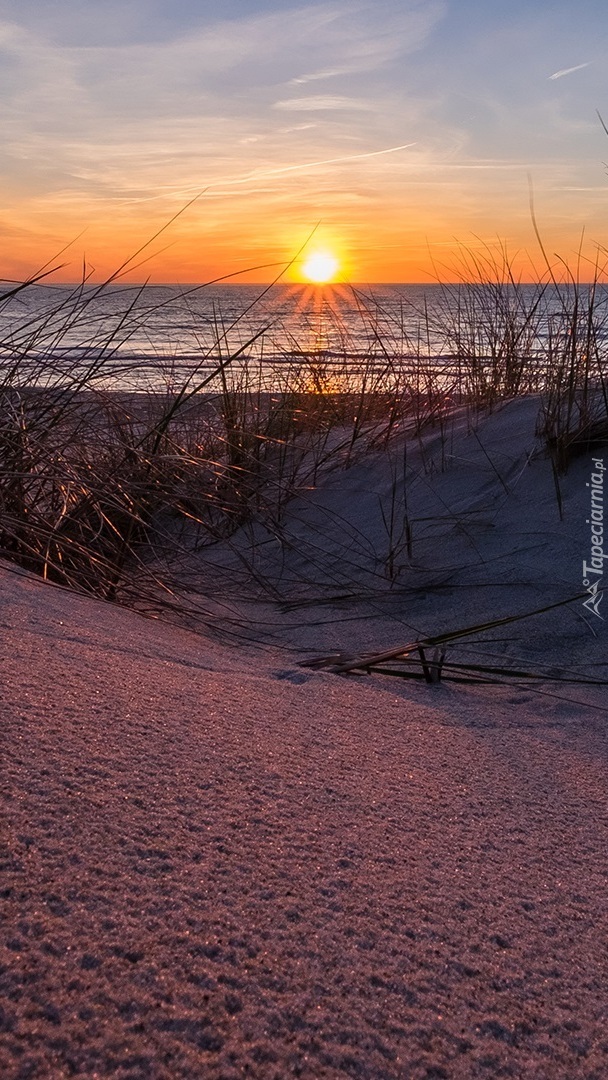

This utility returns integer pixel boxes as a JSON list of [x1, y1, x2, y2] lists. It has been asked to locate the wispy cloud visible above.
[[0, 1, 444, 209], [548, 61, 591, 81], [290, 69, 349, 85], [273, 96, 371, 111]]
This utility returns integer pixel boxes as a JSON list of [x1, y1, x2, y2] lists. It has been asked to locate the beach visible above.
[[3, 0, 608, 1070], [2, 395, 607, 1079]]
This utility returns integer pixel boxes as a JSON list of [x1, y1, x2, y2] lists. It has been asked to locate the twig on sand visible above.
[[301, 592, 592, 676]]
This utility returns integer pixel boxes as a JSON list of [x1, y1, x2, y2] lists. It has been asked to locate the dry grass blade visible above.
[[317, 592, 594, 674]]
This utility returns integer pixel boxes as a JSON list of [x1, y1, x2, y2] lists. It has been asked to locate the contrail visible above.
[[114, 143, 417, 204], [231, 142, 418, 182], [549, 62, 591, 80]]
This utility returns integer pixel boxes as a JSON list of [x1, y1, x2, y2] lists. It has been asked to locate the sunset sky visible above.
[[1, 0, 607, 283]]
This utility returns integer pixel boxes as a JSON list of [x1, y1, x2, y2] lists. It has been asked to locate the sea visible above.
[[0, 280, 605, 394]]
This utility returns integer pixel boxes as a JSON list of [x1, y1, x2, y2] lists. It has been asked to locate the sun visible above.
[[301, 251, 340, 284]]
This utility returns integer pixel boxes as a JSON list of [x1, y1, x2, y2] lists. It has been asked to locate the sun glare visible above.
[[301, 252, 340, 284]]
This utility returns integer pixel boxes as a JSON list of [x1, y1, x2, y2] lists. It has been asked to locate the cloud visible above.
[[273, 96, 371, 111], [0, 1, 445, 209], [3, 0, 603, 263], [548, 61, 591, 80], [290, 69, 349, 85]]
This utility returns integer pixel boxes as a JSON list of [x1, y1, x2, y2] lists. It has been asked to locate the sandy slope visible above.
[[2, 568, 607, 1079], [2, 398, 608, 1078], [186, 397, 607, 673]]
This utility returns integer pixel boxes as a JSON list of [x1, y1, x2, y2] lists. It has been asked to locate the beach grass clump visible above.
[[0, 274, 399, 601], [391, 243, 551, 408], [535, 270, 608, 472], [390, 241, 608, 464]]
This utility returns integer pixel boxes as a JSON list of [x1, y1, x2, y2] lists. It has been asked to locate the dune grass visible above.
[[0, 248, 606, 622]]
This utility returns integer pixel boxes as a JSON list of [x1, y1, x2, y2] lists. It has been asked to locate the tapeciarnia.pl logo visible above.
[[582, 457, 605, 619]]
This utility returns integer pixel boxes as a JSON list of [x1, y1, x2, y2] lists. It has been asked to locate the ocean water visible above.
[[0, 280, 606, 393]]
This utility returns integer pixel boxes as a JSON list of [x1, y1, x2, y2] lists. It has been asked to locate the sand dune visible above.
[[2, 399, 607, 1078]]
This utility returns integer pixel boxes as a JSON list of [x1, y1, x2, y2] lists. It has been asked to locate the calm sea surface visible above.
[[1, 281, 606, 392]]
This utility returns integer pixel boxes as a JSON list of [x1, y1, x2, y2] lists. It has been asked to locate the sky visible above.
[[0, 0, 607, 283]]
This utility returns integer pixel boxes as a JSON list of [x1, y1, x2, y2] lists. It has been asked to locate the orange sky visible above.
[[1, 1, 607, 284], [10, 169, 608, 287]]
